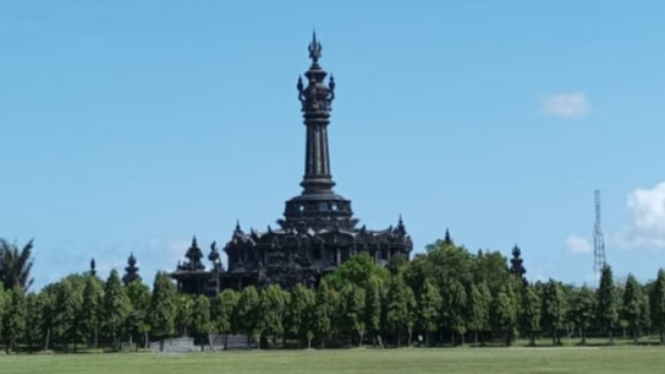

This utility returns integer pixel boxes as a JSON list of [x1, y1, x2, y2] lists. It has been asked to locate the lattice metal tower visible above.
[[593, 189, 607, 276]]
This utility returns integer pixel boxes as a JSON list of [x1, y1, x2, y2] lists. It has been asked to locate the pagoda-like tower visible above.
[[122, 253, 142, 286], [171, 33, 413, 295], [279, 33, 357, 231]]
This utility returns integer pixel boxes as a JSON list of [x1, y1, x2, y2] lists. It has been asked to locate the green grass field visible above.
[[3, 347, 665, 374]]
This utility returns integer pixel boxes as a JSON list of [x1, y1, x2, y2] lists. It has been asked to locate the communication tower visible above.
[[593, 189, 607, 277]]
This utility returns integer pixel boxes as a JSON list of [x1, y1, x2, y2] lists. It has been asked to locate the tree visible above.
[[286, 284, 308, 347], [468, 282, 491, 345], [211, 289, 239, 350], [340, 283, 366, 347], [261, 284, 289, 347], [2, 286, 26, 352], [570, 285, 596, 345], [541, 280, 566, 346], [385, 275, 410, 347], [441, 279, 468, 345], [314, 279, 336, 347], [365, 275, 385, 347], [149, 271, 177, 350], [622, 274, 646, 343], [235, 286, 262, 349], [174, 294, 194, 337], [191, 295, 213, 349], [0, 239, 35, 291], [102, 269, 131, 350], [38, 284, 57, 351], [417, 280, 441, 346], [324, 252, 388, 290], [520, 284, 541, 346], [125, 280, 151, 349], [288, 285, 316, 349], [597, 265, 619, 344], [387, 254, 409, 277], [52, 279, 79, 352], [80, 275, 102, 348], [24, 292, 42, 352], [0, 284, 4, 346], [650, 269, 665, 344], [405, 284, 417, 346], [472, 250, 511, 295], [491, 283, 517, 346]]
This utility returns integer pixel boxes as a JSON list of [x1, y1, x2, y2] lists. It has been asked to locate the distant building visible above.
[[171, 34, 412, 295]]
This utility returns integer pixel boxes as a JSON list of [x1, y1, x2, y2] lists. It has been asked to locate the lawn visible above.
[[2, 347, 665, 374]]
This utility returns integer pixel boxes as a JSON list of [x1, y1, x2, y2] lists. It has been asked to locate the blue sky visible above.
[[1, 1, 664, 289]]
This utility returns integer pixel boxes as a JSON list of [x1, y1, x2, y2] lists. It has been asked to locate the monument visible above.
[[171, 34, 413, 295]]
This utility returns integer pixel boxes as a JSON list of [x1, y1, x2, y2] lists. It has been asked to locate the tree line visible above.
[[2, 236, 665, 353]]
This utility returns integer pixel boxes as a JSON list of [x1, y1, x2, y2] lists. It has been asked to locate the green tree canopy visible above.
[[102, 269, 131, 349], [149, 271, 177, 341], [597, 265, 619, 344], [0, 239, 35, 291]]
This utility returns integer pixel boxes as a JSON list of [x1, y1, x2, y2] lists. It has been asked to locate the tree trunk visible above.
[[307, 337, 312, 349], [359, 331, 364, 347], [551, 329, 556, 345], [608, 328, 614, 345], [44, 328, 51, 351], [633, 327, 638, 344], [408, 328, 413, 347], [581, 328, 587, 345], [224, 333, 228, 350], [460, 332, 465, 345], [397, 332, 401, 348], [473, 330, 478, 345], [144, 332, 150, 348], [377, 334, 384, 349], [94, 327, 99, 349]]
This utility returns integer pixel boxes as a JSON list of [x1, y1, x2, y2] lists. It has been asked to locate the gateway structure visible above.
[[171, 34, 413, 295]]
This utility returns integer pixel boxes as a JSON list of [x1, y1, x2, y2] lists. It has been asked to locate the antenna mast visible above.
[[593, 189, 607, 277]]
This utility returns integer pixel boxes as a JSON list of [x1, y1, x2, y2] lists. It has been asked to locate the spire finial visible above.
[[192, 235, 198, 247], [308, 31, 322, 63], [235, 219, 241, 232], [444, 227, 453, 245]]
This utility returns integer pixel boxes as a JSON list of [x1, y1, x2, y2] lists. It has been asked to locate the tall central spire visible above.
[[297, 32, 336, 194], [280, 33, 356, 231]]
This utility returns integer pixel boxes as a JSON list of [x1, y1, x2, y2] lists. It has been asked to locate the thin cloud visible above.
[[566, 234, 593, 254], [541, 91, 591, 118]]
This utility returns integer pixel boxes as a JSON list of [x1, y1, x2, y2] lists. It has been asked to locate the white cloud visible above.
[[566, 234, 593, 254], [616, 182, 665, 249], [540, 91, 591, 118]]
